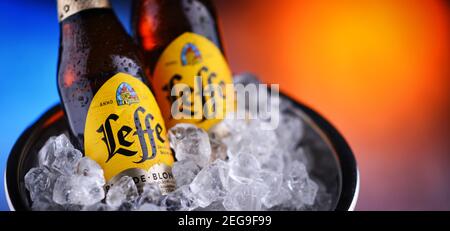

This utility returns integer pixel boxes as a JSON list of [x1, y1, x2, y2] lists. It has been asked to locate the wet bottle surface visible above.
[[58, 7, 147, 149], [132, 0, 226, 72], [132, 0, 234, 131], [57, 0, 175, 192]]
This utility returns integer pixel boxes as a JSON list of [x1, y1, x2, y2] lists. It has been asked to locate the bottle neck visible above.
[[57, 6, 146, 83], [57, 0, 111, 22], [58, 8, 132, 62]]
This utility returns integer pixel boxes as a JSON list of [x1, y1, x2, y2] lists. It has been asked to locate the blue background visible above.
[[0, 0, 132, 211]]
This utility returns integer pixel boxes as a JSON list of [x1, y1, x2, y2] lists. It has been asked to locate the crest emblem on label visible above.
[[116, 82, 139, 106], [181, 43, 202, 66]]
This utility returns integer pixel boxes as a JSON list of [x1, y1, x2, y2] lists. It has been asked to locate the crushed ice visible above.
[[24, 73, 332, 211]]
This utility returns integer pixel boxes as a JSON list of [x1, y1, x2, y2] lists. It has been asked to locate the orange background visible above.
[[216, 0, 450, 210]]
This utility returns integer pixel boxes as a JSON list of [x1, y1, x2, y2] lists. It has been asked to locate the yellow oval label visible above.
[[152, 32, 234, 130], [84, 73, 174, 187]]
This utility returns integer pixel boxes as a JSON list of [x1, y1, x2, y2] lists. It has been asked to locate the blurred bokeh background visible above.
[[0, 0, 448, 210]]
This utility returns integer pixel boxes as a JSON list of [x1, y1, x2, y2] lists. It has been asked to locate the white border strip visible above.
[[4, 168, 15, 211], [348, 168, 360, 211]]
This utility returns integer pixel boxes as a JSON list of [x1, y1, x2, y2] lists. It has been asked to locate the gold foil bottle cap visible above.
[[57, 0, 111, 21]]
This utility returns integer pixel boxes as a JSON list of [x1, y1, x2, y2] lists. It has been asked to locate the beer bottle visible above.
[[132, 0, 234, 131], [57, 0, 175, 193]]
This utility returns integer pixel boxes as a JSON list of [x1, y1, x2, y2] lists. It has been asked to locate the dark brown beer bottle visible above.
[[57, 0, 175, 193], [132, 0, 234, 131]]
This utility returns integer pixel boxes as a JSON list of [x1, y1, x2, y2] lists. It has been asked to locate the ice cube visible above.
[[290, 146, 310, 167], [285, 161, 319, 207], [136, 183, 162, 206], [208, 118, 247, 160], [159, 185, 197, 211], [229, 152, 261, 184], [209, 113, 251, 141], [217, 118, 278, 163], [50, 147, 83, 176], [52, 174, 105, 206], [169, 123, 211, 168], [24, 167, 54, 202], [29, 135, 108, 210], [223, 182, 265, 211], [106, 176, 139, 208], [257, 170, 283, 191], [38, 134, 73, 168], [76, 157, 105, 185], [37, 134, 82, 176], [285, 161, 307, 187], [190, 159, 229, 207], [172, 159, 201, 187], [246, 119, 280, 157], [262, 185, 292, 209], [257, 169, 290, 209], [260, 151, 284, 173]]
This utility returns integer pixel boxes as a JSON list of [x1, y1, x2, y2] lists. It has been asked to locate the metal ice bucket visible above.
[[4, 94, 359, 211]]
